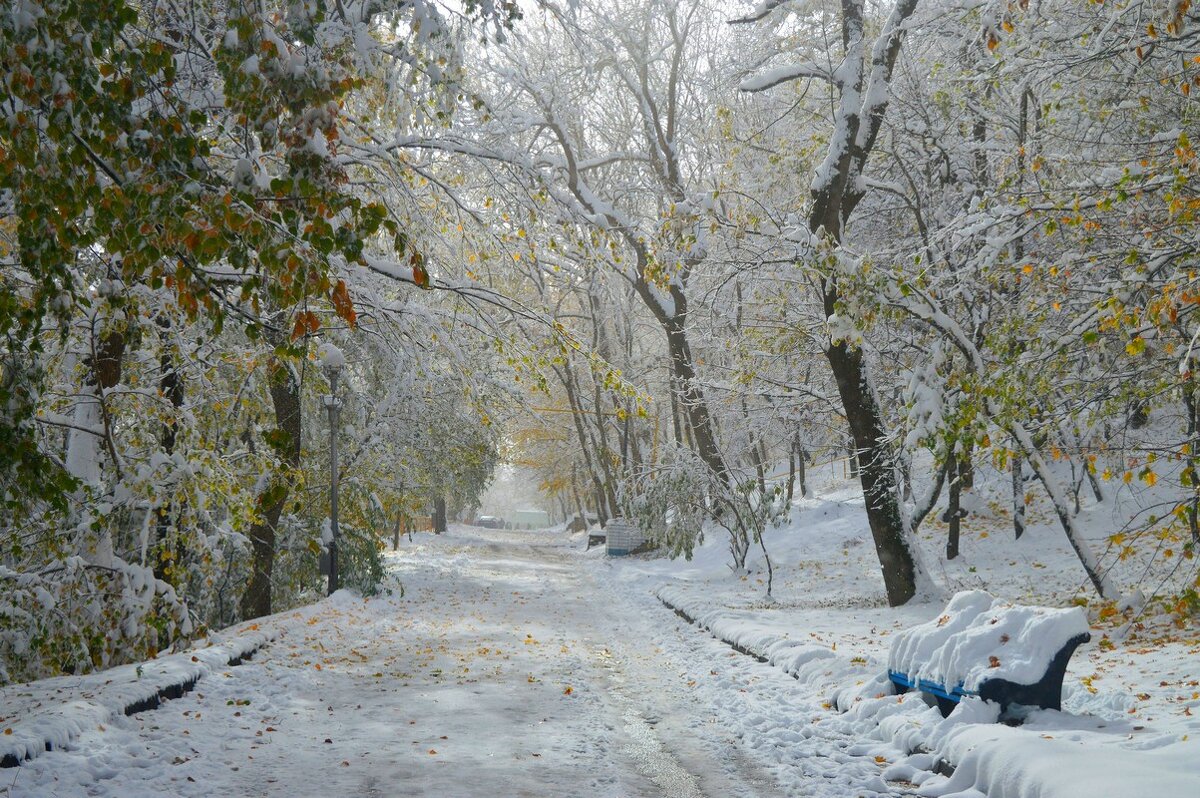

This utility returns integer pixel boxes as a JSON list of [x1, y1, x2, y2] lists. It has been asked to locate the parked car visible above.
[[475, 515, 504, 529]]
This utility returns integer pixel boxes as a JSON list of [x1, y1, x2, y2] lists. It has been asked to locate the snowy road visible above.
[[7, 528, 896, 797]]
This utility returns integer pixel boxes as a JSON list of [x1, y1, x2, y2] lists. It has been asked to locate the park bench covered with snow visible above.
[[886, 591, 1090, 721], [604, 517, 647, 556]]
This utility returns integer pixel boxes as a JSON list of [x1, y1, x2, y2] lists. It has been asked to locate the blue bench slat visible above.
[[888, 670, 972, 703]]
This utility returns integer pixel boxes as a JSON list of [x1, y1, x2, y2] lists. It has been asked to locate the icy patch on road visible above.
[[619, 709, 704, 798]]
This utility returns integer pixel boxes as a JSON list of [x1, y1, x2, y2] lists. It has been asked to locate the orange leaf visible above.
[[331, 280, 357, 328], [290, 310, 321, 341], [412, 253, 430, 289]]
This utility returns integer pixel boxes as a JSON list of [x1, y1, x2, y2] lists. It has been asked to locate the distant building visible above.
[[510, 508, 551, 529]]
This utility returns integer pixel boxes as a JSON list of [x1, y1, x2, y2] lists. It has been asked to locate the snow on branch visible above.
[[853, 0, 920, 155], [576, 151, 648, 172], [739, 63, 835, 92], [727, 0, 793, 25]]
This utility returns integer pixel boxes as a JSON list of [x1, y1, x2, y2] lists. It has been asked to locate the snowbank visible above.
[[0, 624, 274, 768], [657, 581, 1200, 798], [914, 722, 1200, 798]]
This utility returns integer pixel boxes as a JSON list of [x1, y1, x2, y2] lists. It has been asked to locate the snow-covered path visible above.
[[7, 528, 895, 797]]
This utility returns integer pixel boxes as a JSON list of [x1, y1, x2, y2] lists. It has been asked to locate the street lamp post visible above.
[[324, 361, 342, 595]]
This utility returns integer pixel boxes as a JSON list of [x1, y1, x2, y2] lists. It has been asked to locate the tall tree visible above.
[[738, 0, 928, 605]]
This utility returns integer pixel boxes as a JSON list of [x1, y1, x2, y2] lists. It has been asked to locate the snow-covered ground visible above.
[[3, 466, 1198, 797], [596, 463, 1200, 798], [3, 526, 895, 797]]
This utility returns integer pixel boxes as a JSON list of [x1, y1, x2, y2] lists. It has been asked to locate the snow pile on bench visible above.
[[888, 590, 1089, 692]]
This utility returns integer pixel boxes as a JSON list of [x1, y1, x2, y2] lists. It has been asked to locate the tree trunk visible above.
[[1009, 423, 1118, 600], [1186, 383, 1200, 544], [241, 352, 301, 620], [66, 317, 127, 568], [586, 293, 622, 515], [571, 464, 587, 525], [786, 442, 796, 503], [824, 297, 917, 605], [796, 439, 808, 498], [945, 451, 961, 560], [665, 315, 729, 485], [558, 363, 612, 521], [154, 316, 185, 586], [594, 488, 609, 527], [433, 496, 447, 533], [1012, 454, 1026, 540]]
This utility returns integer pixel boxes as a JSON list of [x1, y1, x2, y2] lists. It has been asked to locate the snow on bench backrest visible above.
[[888, 590, 1089, 692]]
